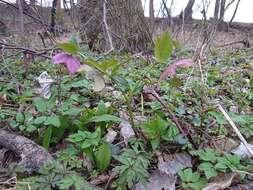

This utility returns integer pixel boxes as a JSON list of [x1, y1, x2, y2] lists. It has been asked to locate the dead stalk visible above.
[[103, 0, 114, 52], [217, 104, 253, 158]]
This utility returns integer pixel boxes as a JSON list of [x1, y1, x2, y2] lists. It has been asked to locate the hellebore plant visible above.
[[52, 52, 81, 75]]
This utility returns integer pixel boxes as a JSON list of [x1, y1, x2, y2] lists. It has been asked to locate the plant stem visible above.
[[124, 94, 136, 133]]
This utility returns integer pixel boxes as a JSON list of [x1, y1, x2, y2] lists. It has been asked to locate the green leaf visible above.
[[97, 101, 107, 115], [150, 138, 160, 150], [34, 116, 47, 125], [16, 112, 24, 123], [198, 162, 218, 179], [57, 42, 79, 55], [194, 149, 218, 163], [51, 116, 69, 143], [162, 125, 179, 141], [209, 111, 227, 125], [62, 108, 82, 116], [44, 115, 61, 127], [95, 143, 112, 172], [169, 77, 183, 87], [214, 160, 228, 172], [34, 98, 47, 112], [89, 114, 121, 123], [43, 126, 52, 149], [154, 31, 173, 63], [179, 168, 200, 183], [67, 127, 101, 150], [26, 125, 37, 133]]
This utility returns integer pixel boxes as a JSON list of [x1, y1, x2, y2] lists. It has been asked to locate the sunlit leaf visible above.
[[57, 42, 79, 55], [154, 31, 173, 63]]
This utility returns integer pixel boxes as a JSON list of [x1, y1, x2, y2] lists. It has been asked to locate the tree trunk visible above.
[[17, 0, 25, 41], [149, 0, 155, 32], [180, 0, 195, 21], [50, 0, 57, 34], [0, 129, 53, 173], [229, 0, 241, 25], [219, 0, 226, 21], [213, 0, 220, 20], [79, 0, 152, 52]]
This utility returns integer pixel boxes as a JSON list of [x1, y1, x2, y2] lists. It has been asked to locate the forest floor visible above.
[[0, 21, 253, 190]]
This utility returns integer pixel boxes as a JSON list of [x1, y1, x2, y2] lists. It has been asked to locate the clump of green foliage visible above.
[[1, 31, 253, 190]]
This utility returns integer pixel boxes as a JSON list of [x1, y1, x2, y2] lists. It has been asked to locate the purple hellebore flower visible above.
[[52, 53, 81, 75]]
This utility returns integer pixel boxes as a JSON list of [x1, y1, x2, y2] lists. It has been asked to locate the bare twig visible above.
[[103, 0, 114, 52], [229, 0, 241, 26], [0, 42, 52, 59], [143, 86, 197, 148]]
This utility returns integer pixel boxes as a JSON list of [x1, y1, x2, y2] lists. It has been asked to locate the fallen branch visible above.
[[0, 42, 52, 59], [0, 129, 53, 173], [217, 104, 253, 158]]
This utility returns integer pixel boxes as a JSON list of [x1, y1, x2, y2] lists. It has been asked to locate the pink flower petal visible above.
[[52, 53, 69, 65], [52, 53, 81, 75], [175, 59, 194, 67], [65, 56, 81, 75], [159, 59, 194, 80]]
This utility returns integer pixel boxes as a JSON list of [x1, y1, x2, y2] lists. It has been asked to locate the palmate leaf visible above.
[[154, 31, 173, 63], [198, 162, 218, 179], [57, 174, 96, 190]]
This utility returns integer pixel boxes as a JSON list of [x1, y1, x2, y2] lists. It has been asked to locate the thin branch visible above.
[[103, 0, 114, 52], [229, 0, 241, 25], [217, 104, 253, 158], [0, 0, 45, 26], [0, 42, 52, 59]]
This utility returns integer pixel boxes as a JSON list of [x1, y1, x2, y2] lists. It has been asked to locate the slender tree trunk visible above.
[[229, 0, 241, 25], [180, 0, 195, 21], [17, 0, 25, 41], [219, 0, 226, 21], [214, 0, 220, 20], [50, 0, 58, 34], [79, 0, 152, 52], [149, 0, 155, 32]]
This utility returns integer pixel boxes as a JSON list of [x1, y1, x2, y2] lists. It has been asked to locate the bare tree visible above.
[[213, 0, 220, 20], [79, 0, 152, 52], [229, 0, 241, 25], [219, 0, 226, 21], [17, 0, 25, 41], [180, 0, 195, 21], [149, 0, 155, 31]]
